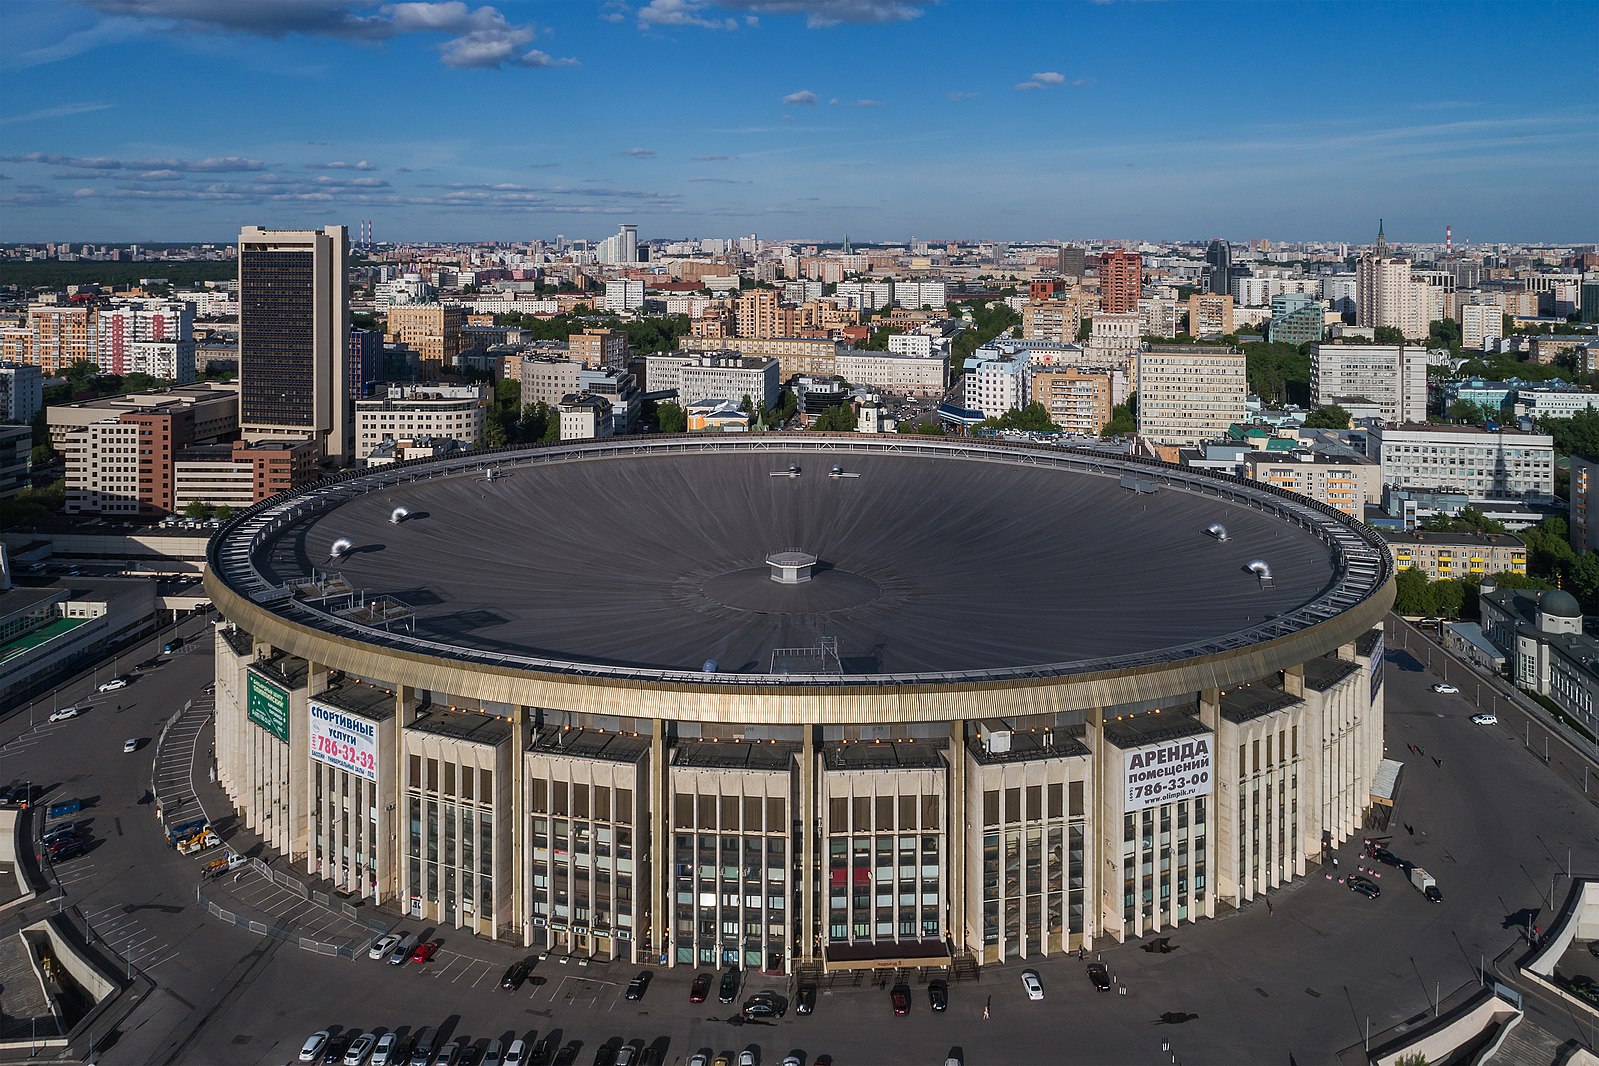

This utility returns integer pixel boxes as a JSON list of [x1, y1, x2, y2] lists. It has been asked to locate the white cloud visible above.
[[718, 0, 926, 28], [621, 147, 657, 158], [782, 90, 819, 105], [81, 1, 577, 70], [637, 0, 738, 30], [1031, 71, 1066, 85], [0, 102, 115, 127]]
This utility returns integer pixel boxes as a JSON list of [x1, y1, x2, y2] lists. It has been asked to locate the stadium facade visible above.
[[205, 435, 1393, 974]]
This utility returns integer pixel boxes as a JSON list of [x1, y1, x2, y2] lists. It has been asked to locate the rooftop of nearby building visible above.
[[409, 708, 511, 747], [1374, 422, 1552, 439], [674, 738, 800, 771], [1102, 710, 1210, 750], [1220, 681, 1302, 723], [825, 739, 948, 771], [50, 381, 239, 415], [1381, 530, 1526, 549], [528, 726, 649, 764]]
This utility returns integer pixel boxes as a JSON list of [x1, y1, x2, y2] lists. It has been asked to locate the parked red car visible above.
[[410, 940, 441, 964], [689, 974, 711, 1003]]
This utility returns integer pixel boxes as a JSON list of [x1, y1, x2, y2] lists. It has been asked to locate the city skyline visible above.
[[1, 0, 1597, 244]]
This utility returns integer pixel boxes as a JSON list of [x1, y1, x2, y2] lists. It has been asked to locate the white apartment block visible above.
[[604, 279, 645, 313], [1088, 311, 1140, 366], [558, 393, 614, 440], [1459, 301, 1503, 351], [1310, 344, 1430, 423], [962, 351, 1029, 418], [1232, 275, 1319, 308], [177, 289, 239, 318], [894, 281, 947, 310], [835, 350, 948, 397], [887, 332, 945, 358], [646, 352, 781, 410], [63, 419, 143, 515], [1138, 297, 1178, 339], [1136, 345, 1246, 446], [354, 384, 486, 462], [468, 296, 560, 315], [1356, 257, 1441, 341], [1365, 424, 1555, 501], [835, 281, 895, 311], [173, 455, 256, 512]]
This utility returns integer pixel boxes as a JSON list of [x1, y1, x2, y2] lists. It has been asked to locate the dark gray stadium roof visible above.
[[219, 437, 1388, 682]]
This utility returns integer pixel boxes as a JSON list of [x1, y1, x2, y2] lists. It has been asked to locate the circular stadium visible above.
[[205, 436, 1393, 971]]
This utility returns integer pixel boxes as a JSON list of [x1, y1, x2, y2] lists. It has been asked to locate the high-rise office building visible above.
[[1098, 251, 1142, 314], [1203, 239, 1232, 296], [1057, 245, 1087, 278], [597, 224, 639, 265], [237, 225, 351, 464], [1136, 344, 1246, 446]]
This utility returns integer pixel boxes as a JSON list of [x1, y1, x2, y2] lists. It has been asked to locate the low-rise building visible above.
[[1365, 423, 1555, 503], [678, 335, 840, 381], [365, 436, 471, 467], [354, 384, 486, 463], [646, 352, 780, 411], [173, 439, 319, 511], [1382, 530, 1526, 580], [685, 398, 751, 432], [46, 381, 239, 447], [1242, 451, 1381, 518], [559, 393, 614, 441], [570, 328, 629, 369], [1514, 387, 1599, 420], [1479, 585, 1599, 741], [962, 349, 1029, 419], [834, 349, 948, 397]]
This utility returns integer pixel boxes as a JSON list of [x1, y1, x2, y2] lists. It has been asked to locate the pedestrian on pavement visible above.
[[1433, 756, 1441, 767]]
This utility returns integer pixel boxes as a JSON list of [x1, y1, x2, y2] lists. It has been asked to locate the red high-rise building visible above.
[[1098, 250, 1143, 314]]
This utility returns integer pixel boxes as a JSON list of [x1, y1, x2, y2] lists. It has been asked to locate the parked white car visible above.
[[1021, 969, 1044, 1000], [1431, 683, 1459, 694], [298, 1031, 330, 1063], [368, 933, 401, 960], [1472, 713, 1499, 725], [48, 707, 80, 723], [97, 677, 128, 692]]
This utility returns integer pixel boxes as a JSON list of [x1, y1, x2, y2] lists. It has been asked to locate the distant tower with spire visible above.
[[1375, 218, 1388, 258]]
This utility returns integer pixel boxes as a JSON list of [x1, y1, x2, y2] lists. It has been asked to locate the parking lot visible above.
[[8, 615, 1599, 1065]]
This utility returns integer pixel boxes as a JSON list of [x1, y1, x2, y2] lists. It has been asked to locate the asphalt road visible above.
[[5, 616, 1597, 1065]]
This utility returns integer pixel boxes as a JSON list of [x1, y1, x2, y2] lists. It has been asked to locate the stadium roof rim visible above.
[[205, 433, 1395, 690]]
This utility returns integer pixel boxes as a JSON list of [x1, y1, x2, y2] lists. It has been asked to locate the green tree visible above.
[[949, 299, 1022, 383], [1446, 398, 1499, 424], [1076, 317, 1092, 342], [1242, 341, 1312, 407], [863, 325, 901, 351], [484, 415, 508, 447], [1538, 408, 1599, 459], [812, 403, 859, 432], [656, 401, 686, 434], [183, 500, 211, 520], [1520, 516, 1577, 584], [1373, 325, 1407, 345], [213, 504, 234, 521], [1302, 405, 1353, 430], [979, 402, 1061, 434], [1428, 318, 1462, 353], [1102, 397, 1137, 437], [1570, 551, 1599, 613], [1393, 567, 1434, 615]]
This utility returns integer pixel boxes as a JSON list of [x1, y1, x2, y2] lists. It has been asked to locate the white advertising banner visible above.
[[308, 701, 380, 783], [1123, 735, 1213, 813]]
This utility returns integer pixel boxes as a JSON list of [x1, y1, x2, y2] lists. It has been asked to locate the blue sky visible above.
[[1, 0, 1595, 245]]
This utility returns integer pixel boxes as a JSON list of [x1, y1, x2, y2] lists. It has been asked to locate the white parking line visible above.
[[140, 950, 181, 969]]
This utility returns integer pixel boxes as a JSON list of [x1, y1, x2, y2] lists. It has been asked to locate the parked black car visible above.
[[928, 980, 948, 1012]]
